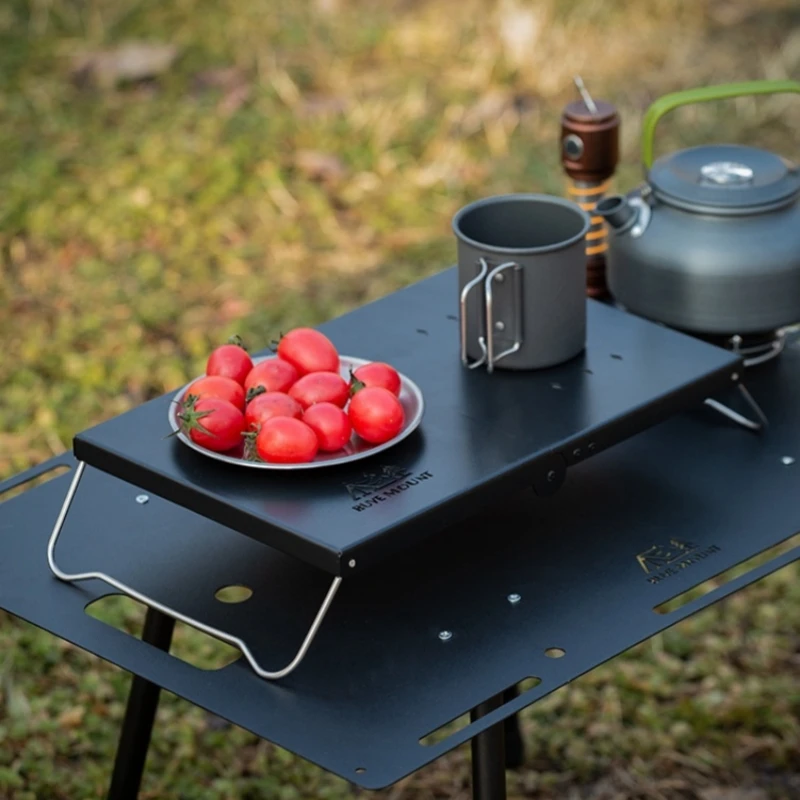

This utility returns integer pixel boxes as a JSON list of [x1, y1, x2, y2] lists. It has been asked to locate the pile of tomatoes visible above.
[[175, 329, 405, 464]]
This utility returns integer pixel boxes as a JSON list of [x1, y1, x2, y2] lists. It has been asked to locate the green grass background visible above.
[[1, 0, 799, 797]]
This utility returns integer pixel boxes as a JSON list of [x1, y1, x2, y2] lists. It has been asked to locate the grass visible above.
[[1, 0, 800, 796]]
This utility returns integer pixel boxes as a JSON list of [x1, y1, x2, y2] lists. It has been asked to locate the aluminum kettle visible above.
[[597, 80, 800, 336]]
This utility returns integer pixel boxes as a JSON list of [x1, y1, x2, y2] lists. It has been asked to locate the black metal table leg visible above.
[[107, 607, 175, 800], [502, 686, 525, 769], [471, 693, 507, 800]]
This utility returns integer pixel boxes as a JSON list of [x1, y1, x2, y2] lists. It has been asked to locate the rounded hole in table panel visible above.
[[544, 647, 566, 659], [0, 464, 71, 506], [653, 531, 800, 615], [610, 353, 623, 360], [85, 595, 241, 671], [583, 368, 593, 375], [355, 768, 366, 775], [215, 585, 253, 604], [419, 676, 541, 747]]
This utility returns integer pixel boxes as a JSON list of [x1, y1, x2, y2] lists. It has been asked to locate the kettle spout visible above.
[[595, 195, 636, 231]]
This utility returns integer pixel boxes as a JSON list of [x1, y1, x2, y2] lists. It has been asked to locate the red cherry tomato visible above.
[[256, 417, 319, 463], [351, 362, 401, 397], [244, 359, 298, 395], [277, 328, 339, 376], [178, 397, 245, 452], [289, 371, 349, 410], [303, 402, 352, 452], [245, 392, 303, 430], [207, 342, 253, 386], [348, 386, 405, 444], [182, 375, 246, 411]]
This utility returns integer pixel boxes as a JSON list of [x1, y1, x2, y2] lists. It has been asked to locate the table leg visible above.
[[470, 693, 507, 800], [502, 686, 524, 769], [107, 607, 175, 800]]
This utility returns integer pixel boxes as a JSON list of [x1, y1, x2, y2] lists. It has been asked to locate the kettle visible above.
[[597, 80, 800, 336]]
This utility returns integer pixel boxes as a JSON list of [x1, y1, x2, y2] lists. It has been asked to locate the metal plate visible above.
[[73, 268, 742, 576], [167, 355, 425, 471]]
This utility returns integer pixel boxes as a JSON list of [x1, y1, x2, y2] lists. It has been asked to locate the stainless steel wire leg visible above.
[[48, 461, 343, 680], [107, 607, 175, 800], [704, 382, 769, 433], [471, 693, 507, 800]]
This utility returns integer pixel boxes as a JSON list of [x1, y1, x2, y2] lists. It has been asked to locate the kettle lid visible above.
[[649, 144, 800, 212]]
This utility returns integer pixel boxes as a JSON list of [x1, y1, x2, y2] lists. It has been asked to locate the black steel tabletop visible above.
[[1, 332, 797, 789], [73, 268, 741, 575]]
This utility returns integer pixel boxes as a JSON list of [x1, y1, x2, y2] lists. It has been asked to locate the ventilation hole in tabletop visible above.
[[215, 585, 253, 604], [416, 328, 429, 335], [354, 767, 367, 775], [419, 676, 541, 746], [85, 595, 241, 671], [446, 314, 458, 321], [0, 464, 71, 506], [653, 531, 800, 615], [583, 368, 593, 375], [610, 353, 623, 360], [544, 647, 566, 659]]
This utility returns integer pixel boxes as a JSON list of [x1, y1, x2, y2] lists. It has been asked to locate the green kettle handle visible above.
[[641, 79, 800, 170]]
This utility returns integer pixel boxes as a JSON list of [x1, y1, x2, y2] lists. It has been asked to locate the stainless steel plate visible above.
[[167, 355, 424, 470]]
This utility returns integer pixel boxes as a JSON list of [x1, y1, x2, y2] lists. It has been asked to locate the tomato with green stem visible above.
[[182, 375, 245, 411], [177, 396, 246, 452], [244, 359, 298, 395], [207, 335, 253, 385], [350, 362, 401, 397], [276, 328, 339, 376]]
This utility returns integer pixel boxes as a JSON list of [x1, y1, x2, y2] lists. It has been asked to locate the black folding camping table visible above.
[[1, 268, 797, 799]]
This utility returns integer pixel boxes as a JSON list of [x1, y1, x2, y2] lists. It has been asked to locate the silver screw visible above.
[[494, 273, 505, 283], [732, 373, 739, 382], [494, 321, 505, 331], [135, 494, 149, 505], [781, 456, 795, 466], [348, 559, 357, 568], [438, 630, 453, 641], [573, 448, 581, 458], [551, 382, 562, 390], [547, 470, 556, 482], [507, 593, 521, 605]]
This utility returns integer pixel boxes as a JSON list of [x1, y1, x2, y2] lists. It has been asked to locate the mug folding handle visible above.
[[459, 258, 489, 369], [460, 258, 524, 373], [485, 260, 523, 373]]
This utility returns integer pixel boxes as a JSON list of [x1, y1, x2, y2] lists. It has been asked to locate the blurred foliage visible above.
[[1, 0, 799, 797]]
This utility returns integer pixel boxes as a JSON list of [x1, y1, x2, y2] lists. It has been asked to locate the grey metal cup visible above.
[[453, 194, 590, 372]]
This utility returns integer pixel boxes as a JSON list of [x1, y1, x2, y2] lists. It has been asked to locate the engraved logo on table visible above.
[[345, 465, 433, 511], [637, 538, 721, 585]]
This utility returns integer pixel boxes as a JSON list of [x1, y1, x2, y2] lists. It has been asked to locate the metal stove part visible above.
[[696, 329, 786, 368], [560, 77, 620, 298], [728, 331, 786, 368]]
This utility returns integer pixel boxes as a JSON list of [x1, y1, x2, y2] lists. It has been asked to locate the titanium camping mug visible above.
[[453, 194, 591, 372]]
